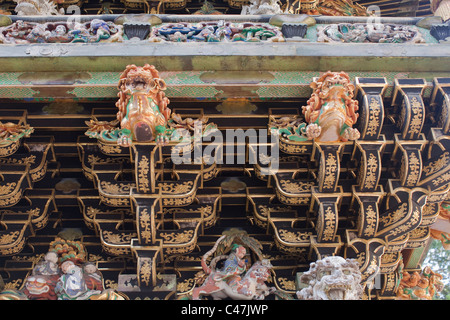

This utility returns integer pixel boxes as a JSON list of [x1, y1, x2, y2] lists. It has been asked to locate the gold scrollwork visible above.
[[279, 140, 309, 155], [423, 152, 449, 177], [278, 229, 312, 243], [407, 97, 424, 138], [102, 230, 137, 244], [100, 181, 135, 195], [162, 194, 196, 206], [319, 152, 338, 191], [389, 208, 421, 238], [159, 230, 194, 244], [379, 203, 408, 226], [0, 231, 20, 245], [275, 188, 310, 205], [360, 204, 378, 238], [0, 155, 36, 165], [98, 142, 123, 155], [0, 182, 17, 196], [159, 181, 193, 194], [316, 204, 337, 242], [139, 259, 152, 286], [277, 278, 296, 291], [137, 155, 150, 193], [177, 278, 194, 293], [139, 208, 152, 243], [279, 180, 314, 194], [0, 141, 20, 157], [404, 152, 421, 186], [0, 189, 22, 207], [366, 97, 381, 137], [360, 153, 378, 190], [322, 206, 336, 241]]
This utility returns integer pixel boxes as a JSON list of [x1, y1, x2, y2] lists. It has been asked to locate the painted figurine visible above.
[[192, 240, 275, 300], [397, 266, 444, 300], [212, 244, 247, 286], [83, 262, 104, 291], [23, 252, 61, 300], [0, 240, 123, 300], [33, 251, 60, 276], [55, 260, 87, 299]]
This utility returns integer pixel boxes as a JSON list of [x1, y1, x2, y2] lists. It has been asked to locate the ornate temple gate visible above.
[[0, 12, 449, 300]]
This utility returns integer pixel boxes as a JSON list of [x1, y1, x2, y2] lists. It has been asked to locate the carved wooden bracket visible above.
[[132, 192, 160, 246], [351, 186, 384, 239], [354, 139, 385, 192], [419, 131, 450, 190], [309, 235, 343, 261], [131, 239, 162, 290], [344, 230, 386, 284], [313, 143, 344, 193], [311, 192, 341, 243], [376, 180, 428, 243], [132, 144, 161, 194], [391, 78, 427, 141], [0, 164, 33, 208], [392, 134, 427, 188], [377, 270, 403, 298], [354, 77, 388, 141], [430, 78, 450, 135], [0, 211, 33, 255]]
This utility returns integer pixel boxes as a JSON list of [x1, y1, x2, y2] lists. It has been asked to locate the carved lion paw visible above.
[[305, 123, 322, 140], [342, 127, 360, 141]]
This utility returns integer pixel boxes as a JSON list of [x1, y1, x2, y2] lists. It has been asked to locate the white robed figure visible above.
[[55, 260, 101, 300]]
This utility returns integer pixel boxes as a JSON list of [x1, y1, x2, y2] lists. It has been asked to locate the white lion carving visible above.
[[296, 256, 363, 300]]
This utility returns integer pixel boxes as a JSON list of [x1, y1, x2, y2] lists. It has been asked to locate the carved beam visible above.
[[419, 131, 450, 190], [309, 188, 343, 259], [0, 212, 33, 255], [0, 164, 33, 208], [4, 136, 56, 183]]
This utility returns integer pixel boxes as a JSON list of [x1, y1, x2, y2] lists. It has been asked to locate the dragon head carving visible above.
[[296, 256, 363, 300]]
